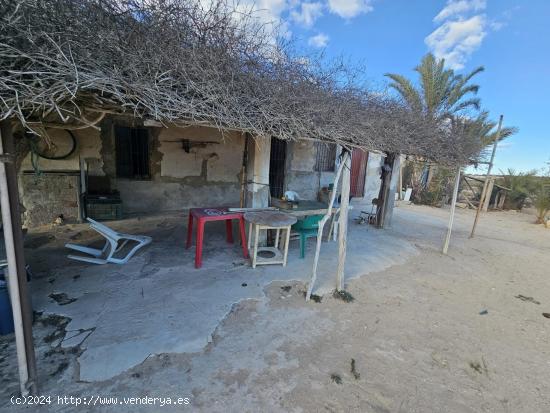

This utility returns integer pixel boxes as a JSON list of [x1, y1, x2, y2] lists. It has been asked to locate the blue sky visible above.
[[245, 0, 550, 174]]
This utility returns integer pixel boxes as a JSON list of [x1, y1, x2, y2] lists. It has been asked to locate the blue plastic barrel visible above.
[[0, 280, 15, 335]]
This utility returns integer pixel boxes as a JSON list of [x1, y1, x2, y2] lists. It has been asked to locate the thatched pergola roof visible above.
[[0, 0, 483, 164]]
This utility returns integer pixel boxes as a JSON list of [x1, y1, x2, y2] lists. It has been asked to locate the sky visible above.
[[239, 0, 550, 174]]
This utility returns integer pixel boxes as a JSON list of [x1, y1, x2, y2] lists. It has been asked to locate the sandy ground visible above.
[[1, 204, 550, 412]]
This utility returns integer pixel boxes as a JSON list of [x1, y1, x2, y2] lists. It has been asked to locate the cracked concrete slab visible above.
[[28, 211, 419, 381]]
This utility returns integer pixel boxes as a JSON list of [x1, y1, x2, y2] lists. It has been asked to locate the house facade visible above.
[[18, 117, 384, 227]]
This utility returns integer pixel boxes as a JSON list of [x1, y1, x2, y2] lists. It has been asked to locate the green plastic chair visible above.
[[292, 215, 323, 258]]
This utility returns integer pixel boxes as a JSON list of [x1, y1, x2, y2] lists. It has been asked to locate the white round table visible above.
[[244, 211, 297, 268]]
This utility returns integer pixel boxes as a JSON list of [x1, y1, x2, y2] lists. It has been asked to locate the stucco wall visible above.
[[101, 122, 245, 213], [246, 136, 271, 208], [157, 126, 243, 182], [285, 140, 336, 201], [18, 119, 251, 225], [20, 128, 104, 176], [113, 125, 244, 212]]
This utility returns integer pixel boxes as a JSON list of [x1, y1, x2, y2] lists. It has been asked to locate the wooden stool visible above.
[[244, 211, 297, 268]]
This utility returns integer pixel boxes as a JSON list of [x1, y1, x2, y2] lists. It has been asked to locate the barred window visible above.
[[115, 126, 150, 179], [315, 142, 337, 172]]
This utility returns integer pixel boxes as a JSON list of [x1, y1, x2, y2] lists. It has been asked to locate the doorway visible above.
[[269, 138, 287, 198], [350, 149, 368, 198]]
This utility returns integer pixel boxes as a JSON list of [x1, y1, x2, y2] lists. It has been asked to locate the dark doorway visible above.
[[269, 138, 287, 198], [350, 148, 368, 198]]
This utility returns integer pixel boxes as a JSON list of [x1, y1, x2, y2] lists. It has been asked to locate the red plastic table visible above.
[[186, 207, 248, 268]]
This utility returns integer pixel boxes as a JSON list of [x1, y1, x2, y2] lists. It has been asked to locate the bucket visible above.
[[0, 280, 15, 335]]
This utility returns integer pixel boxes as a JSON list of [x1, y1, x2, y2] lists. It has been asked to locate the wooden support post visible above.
[[397, 155, 404, 200], [336, 153, 351, 291], [306, 150, 349, 301], [482, 177, 495, 212], [498, 191, 506, 209], [462, 176, 476, 197], [376, 153, 396, 228], [0, 121, 38, 395], [470, 115, 503, 238], [442, 167, 461, 254], [493, 190, 500, 209], [462, 194, 476, 209]]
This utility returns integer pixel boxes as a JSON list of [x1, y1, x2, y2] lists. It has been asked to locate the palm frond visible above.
[[461, 66, 485, 84], [484, 126, 519, 143], [452, 98, 481, 113], [384, 73, 422, 111]]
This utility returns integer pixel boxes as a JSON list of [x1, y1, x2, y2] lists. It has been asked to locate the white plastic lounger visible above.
[[66, 218, 152, 264]]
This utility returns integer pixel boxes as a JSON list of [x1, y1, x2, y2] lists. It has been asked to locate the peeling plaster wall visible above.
[[101, 122, 245, 213], [158, 127, 243, 182], [285, 141, 336, 201], [18, 120, 251, 225]]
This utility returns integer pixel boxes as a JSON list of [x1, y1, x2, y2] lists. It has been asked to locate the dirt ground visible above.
[[1, 204, 550, 412]]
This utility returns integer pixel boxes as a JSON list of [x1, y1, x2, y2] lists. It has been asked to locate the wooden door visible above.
[[350, 149, 368, 198]]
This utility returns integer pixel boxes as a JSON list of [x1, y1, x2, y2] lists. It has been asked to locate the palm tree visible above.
[[452, 111, 518, 146], [385, 53, 484, 120], [386, 53, 487, 199]]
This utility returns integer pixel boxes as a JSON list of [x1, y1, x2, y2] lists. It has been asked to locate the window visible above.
[[114, 126, 150, 179], [314, 142, 337, 172]]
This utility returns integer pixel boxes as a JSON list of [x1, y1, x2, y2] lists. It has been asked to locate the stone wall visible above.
[[19, 173, 80, 227], [19, 128, 99, 227]]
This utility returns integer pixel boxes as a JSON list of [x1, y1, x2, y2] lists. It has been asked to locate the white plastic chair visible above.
[[65, 218, 152, 264]]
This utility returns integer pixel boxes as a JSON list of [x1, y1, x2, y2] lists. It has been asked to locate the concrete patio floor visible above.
[[3, 204, 550, 411], [26, 207, 420, 382]]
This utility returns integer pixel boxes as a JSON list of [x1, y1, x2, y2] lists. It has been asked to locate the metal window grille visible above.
[[315, 142, 337, 172], [269, 138, 287, 198], [115, 126, 150, 179]]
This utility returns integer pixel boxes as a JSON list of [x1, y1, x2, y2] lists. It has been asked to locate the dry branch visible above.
[[0, 0, 484, 164]]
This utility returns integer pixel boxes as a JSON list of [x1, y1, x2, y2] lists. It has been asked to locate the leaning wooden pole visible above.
[[442, 166, 461, 254], [0, 121, 37, 395], [470, 115, 503, 239], [306, 150, 349, 301], [336, 153, 351, 291]]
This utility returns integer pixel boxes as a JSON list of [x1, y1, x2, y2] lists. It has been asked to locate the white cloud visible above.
[[425, 14, 487, 69], [234, 0, 293, 39], [327, 0, 373, 19], [426, 0, 497, 70], [489, 20, 504, 31], [433, 0, 486, 23], [308, 32, 329, 47], [290, 2, 324, 27]]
